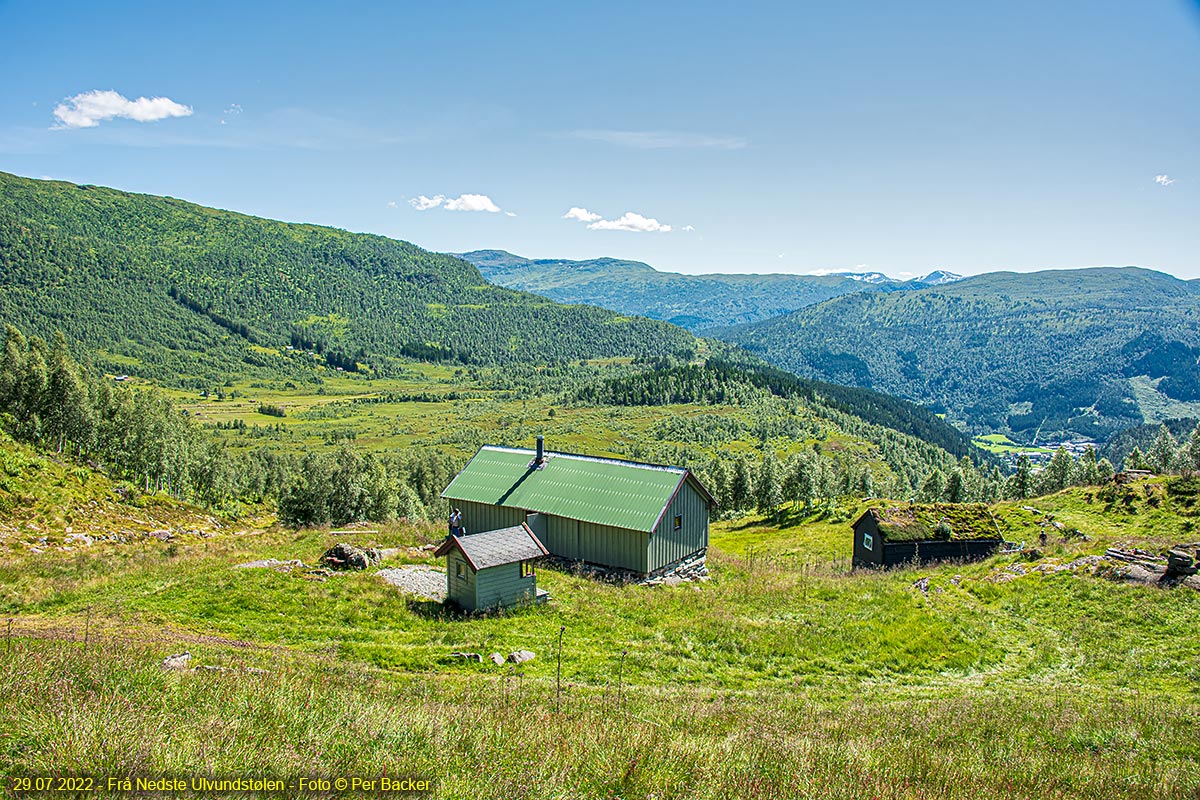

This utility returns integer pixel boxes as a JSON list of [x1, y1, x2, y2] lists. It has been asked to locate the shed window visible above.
[[521, 560, 535, 578], [456, 560, 465, 579], [673, 514, 682, 531], [862, 531, 874, 550]]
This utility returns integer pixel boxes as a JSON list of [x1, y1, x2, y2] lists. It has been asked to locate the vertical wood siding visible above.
[[852, 517, 884, 568], [545, 515, 580, 560], [446, 551, 476, 609], [454, 500, 525, 536], [649, 481, 710, 572], [576, 522, 647, 572], [473, 563, 536, 610]]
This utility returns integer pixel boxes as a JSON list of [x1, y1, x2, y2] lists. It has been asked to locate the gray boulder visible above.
[[508, 650, 536, 664], [161, 652, 191, 671]]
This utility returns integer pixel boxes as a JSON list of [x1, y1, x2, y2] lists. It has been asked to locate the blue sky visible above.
[[2, 0, 1198, 278]]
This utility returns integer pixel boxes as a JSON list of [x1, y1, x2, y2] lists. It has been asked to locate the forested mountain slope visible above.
[[460, 249, 959, 331], [0, 173, 694, 385], [720, 268, 1200, 441]]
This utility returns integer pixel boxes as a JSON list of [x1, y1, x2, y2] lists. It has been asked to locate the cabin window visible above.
[[862, 531, 874, 550], [673, 515, 683, 531], [456, 561, 465, 579], [521, 561, 535, 578]]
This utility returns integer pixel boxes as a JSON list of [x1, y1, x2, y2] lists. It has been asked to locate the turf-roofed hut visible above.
[[852, 503, 1005, 569], [434, 523, 550, 612], [442, 438, 713, 578]]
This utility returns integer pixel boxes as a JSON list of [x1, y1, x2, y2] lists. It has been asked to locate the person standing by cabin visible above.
[[449, 507, 463, 537]]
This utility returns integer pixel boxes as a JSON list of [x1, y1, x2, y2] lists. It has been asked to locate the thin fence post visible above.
[[84, 606, 91, 652], [556, 625, 565, 714]]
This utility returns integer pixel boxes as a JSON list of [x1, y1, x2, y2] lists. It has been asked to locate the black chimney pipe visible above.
[[536, 435, 545, 464]]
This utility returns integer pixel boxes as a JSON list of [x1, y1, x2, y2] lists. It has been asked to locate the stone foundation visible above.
[[543, 548, 708, 585]]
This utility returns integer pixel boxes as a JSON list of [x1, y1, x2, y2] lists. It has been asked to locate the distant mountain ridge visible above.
[[458, 249, 961, 331], [719, 267, 1200, 442]]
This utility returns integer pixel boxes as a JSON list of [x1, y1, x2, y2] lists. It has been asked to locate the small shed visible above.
[[852, 503, 1004, 569], [434, 523, 550, 611], [442, 438, 713, 577]]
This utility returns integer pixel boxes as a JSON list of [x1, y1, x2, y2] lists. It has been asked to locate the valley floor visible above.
[[2, 485, 1198, 799]]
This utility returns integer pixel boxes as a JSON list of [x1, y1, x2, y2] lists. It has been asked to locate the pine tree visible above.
[[755, 450, 782, 517], [730, 455, 753, 512], [945, 467, 966, 503], [1038, 447, 1073, 494], [1182, 424, 1200, 476], [1126, 446, 1146, 471], [920, 469, 945, 502], [1148, 425, 1176, 474]]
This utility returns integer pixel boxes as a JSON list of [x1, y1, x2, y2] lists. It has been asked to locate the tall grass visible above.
[[2, 635, 1197, 800]]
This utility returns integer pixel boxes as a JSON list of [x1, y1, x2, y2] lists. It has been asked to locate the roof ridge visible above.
[[479, 445, 685, 474]]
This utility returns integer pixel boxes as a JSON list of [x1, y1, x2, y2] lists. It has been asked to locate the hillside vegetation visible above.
[[721, 268, 1200, 441], [0, 173, 694, 385], [461, 249, 958, 331]]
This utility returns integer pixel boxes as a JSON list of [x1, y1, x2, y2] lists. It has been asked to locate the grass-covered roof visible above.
[[857, 503, 1004, 543]]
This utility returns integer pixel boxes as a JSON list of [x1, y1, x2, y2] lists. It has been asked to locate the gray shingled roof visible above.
[[434, 524, 549, 571]]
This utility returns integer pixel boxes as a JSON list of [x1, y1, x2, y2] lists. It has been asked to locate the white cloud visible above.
[[563, 207, 602, 223], [443, 193, 501, 212], [682, 225, 696, 232], [52, 90, 192, 129], [587, 212, 671, 233], [409, 193, 505, 213], [387, 201, 397, 208], [505, 211, 517, 217], [569, 129, 747, 150], [410, 194, 446, 210], [220, 103, 242, 125], [1155, 174, 1175, 186]]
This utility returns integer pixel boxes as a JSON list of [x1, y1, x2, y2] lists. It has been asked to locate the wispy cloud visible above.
[[52, 90, 192, 129], [1155, 174, 1176, 186], [568, 129, 747, 150], [219, 103, 242, 125], [563, 207, 602, 223], [410, 195, 445, 210], [563, 206, 673, 233], [588, 212, 671, 233], [408, 193, 504, 213], [682, 224, 696, 232]]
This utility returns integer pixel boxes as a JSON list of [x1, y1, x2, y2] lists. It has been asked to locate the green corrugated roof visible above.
[[442, 447, 696, 532]]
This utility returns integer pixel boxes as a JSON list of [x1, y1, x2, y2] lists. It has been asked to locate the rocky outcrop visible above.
[[320, 543, 381, 571]]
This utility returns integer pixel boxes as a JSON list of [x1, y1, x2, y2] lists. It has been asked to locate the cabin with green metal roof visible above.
[[442, 437, 713, 577]]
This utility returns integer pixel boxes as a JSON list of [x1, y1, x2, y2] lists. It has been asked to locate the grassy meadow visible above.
[[2, 453, 1199, 798]]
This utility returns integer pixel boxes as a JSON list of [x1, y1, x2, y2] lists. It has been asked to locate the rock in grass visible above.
[[489, 652, 505, 666], [451, 651, 483, 662], [161, 652, 191, 670], [1167, 550, 1196, 577], [508, 650, 535, 664], [320, 543, 381, 571]]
